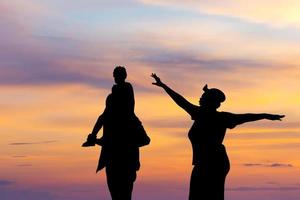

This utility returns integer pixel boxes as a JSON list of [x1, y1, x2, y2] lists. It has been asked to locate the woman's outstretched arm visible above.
[[151, 73, 197, 115], [232, 113, 285, 127]]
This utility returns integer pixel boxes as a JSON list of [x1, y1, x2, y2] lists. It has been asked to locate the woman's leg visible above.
[[189, 148, 230, 200], [189, 166, 210, 200], [214, 147, 230, 200]]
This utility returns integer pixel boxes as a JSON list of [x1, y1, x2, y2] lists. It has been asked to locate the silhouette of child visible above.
[[151, 73, 284, 200]]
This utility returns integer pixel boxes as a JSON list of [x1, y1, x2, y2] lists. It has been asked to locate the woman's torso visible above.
[[188, 108, 229, 165]]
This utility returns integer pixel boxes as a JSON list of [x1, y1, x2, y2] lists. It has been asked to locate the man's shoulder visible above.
[[125, 82, 133, 88], [112, 82, 133, 88]]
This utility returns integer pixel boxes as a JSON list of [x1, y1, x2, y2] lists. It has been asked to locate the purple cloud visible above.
[[0, 180, 13, 186], [9, 140, 58, 146], [269, 163, 293, 168], [16, 164, 32, 167], [11, 155, 28, 158], [0, 187, 56, 200], [135, 47, 263, 70], [227, 186, 300, 191], [243, 163, 264, 167], [243, 162, 293, 168]]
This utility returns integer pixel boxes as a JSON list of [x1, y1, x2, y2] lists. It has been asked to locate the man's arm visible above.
[[82, 111, 105, 147], [90, 113, 105, 136], [151, 73, 197, 115]]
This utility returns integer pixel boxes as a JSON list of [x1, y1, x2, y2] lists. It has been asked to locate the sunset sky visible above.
[[1, 1, 300, 200]]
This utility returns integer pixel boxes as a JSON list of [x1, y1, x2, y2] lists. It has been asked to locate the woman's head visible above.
[[199, 84, 226, 109], [113, 66, 127, 84]]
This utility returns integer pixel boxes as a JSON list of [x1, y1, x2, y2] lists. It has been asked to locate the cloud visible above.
[[243, 162, 293, 168], [227, 186, 300, 191], [0, 35, 113, 88], [269, 163, 294, 168], [0, 180, 13, 186], [42, 0, 137, 10], [265, 181, 278, 185], [12, 155, 28, 158], [0, 187, 56, 200], [0, 2, 116, 88], [16, 164, 32, 167], [1, 0, 299, 93], [0, 182, 110, 200], [243, 163, 264, 167], [9, 140, 58, 146], [136, 48, 263, 70], [139, 0, 300, 26]]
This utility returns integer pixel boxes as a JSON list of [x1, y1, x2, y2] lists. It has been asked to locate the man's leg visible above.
[[106, 166, 137, 200]]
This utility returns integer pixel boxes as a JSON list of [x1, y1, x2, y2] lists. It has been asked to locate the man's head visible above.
[[199, 84, 226, 109], [113, 66, 127, 84]]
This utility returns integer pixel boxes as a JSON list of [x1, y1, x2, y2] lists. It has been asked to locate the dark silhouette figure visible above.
[[83, 66, 150, 200], [151, 73, 284, 200]]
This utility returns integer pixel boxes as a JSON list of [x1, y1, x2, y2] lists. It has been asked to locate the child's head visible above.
[[113, 66, 127, 84]]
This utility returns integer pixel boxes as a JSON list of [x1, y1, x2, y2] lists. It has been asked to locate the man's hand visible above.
[[265, 114, 285, 121], [151, 73, 164, 87]]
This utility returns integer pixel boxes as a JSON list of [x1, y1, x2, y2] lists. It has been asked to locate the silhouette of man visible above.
[[83, 66, 150, 200], [151, 73, 284, 200]]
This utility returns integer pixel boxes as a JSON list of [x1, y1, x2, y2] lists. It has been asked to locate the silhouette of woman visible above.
[[151, 73, 284, 200], [83, 67, 150, 200]]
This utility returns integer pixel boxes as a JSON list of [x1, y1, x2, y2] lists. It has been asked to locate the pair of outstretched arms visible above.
[[89, 74, 284, 140], [151, 73, 284, 126]]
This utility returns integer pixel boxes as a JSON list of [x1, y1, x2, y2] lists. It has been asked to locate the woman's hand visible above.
[[151, 73, 165, 87], [265, 114, 285, 121]]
